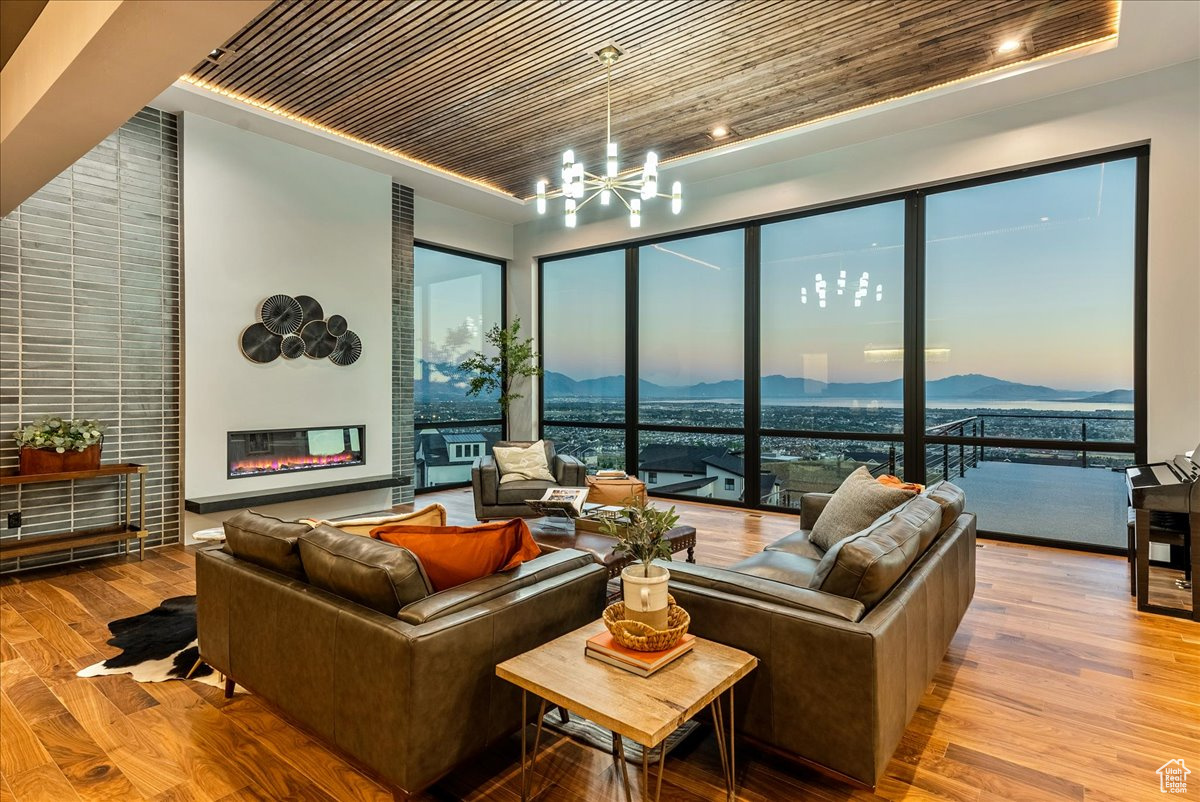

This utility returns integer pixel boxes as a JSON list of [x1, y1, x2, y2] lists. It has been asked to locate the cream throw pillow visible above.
[[493, 441, 556, 484], [808, 466, 918, 552]]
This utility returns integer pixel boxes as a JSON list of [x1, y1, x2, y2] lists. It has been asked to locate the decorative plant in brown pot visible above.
[[13, 417, 105, 475]]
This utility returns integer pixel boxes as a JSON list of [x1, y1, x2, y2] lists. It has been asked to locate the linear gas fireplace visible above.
[[228, 425, 365, 479]]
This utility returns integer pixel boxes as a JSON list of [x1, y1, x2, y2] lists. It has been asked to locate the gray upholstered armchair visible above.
[[471, 439, 587, 520]]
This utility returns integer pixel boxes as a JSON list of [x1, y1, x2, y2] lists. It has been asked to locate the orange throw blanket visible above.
[[370, 518, 542, 591], [877, 474, 924, 492]]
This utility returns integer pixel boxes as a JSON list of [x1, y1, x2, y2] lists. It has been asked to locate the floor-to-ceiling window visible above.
[[923, 158, 1138, 547], [538, 147, 1145, 550], [413, 243, 504, 491], [760, 200, 906, 507]]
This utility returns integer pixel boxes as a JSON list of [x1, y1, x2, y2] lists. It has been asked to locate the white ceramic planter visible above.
[[621, 563, 670, 631]]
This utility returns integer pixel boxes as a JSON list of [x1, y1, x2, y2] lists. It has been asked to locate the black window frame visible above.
[[413, 240, 507, 495], [538, 144, 1148, 552]]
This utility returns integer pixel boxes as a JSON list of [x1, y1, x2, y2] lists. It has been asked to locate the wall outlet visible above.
[[7, 511, 21, 529]]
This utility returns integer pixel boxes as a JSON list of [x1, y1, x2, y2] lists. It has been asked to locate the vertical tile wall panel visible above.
[[393, 184, 415, 504], [0, 108, 181, 572]]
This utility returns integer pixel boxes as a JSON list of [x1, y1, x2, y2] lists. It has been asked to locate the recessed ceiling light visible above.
[[706, 125, 738, 142], [997, 38, 1022, 55], [711, 125, 729, 138]]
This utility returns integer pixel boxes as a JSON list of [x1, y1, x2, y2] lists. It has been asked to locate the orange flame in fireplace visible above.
[[230, 452, 360, 476]]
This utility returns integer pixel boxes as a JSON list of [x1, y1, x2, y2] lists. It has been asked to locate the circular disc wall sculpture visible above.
[[329, 330, 362, 366], [240, 294, 362, 366], [260, 295, 304, 335], [280, 334, 306, 359], [300, 319, 336, 359], [240, 323, 283, 363]]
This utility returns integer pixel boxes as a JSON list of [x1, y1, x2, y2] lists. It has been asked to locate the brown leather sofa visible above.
[[471, 439, 586, 519], [196, 512, 607, 798], [665, 482, 975, 789]]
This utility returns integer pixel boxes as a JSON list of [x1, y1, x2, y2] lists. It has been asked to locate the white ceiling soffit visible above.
[[151, 0, 1199, 225]]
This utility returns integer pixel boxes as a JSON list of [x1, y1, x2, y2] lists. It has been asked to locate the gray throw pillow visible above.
[[808, 466, 917, 552]]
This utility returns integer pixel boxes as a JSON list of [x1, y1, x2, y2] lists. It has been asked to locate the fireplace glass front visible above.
[[227, 425, 365, 478]]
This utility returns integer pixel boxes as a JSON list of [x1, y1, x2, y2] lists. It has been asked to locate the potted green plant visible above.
[[13, 417, 105, 475], [603, 495, 680, 631], [458, 317, 543, 436]]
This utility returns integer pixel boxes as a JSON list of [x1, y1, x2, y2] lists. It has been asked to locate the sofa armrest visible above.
[[666, 561, 865, 622], [800, 492, 834, 530], [472, 455, 500, 506], [398, 549, 601, 624], [553, 454, 586, 486]]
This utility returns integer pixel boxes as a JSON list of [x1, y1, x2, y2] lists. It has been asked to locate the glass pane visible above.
[[413, 246, 503, 424], [762, 437, 905, 508], [639, 231, 744, 426], [925, 445, 1133, 547], [925, 160, 1136, 437], [542, 424, 626, 474], [761, 202, 905, 433], [637, 433, 749, 502], [413, 425, 501, 490], [542, 251, 626, 422]]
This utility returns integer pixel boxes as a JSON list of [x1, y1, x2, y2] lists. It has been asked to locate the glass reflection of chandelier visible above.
[[536, 44, 681, 229], [801, 270, 883, 309]]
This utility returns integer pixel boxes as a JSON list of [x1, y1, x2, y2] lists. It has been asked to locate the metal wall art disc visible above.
[[326, 314, 348, 337], [280, 334, 305, 359], [260, 294, 304, 335], [300, 320, 336, 358], [295, 295, 324, 325], [240, 323, 283, 363], [329, 331, 362, 366]]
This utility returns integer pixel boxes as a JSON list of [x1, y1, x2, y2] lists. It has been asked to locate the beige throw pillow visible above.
[[493, 440, 556, 484], [808, 466, 918, 552]]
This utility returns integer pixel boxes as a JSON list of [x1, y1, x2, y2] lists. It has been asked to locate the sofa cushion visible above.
[[922, 481, 966, 540], [809, 495, 942, 609], [298, 525, 432, 616], [370, 518, 543, 591], [299, 504, 447, 536], [808, 466, 918, 552], [763, 529, 824, 561], [731, 550, 822, 587], [493, 440, 556, 484], [497, 478, 559, 506], [222, 510, 309, 581]]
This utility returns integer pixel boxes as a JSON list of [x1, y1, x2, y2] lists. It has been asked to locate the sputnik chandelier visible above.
[[535, 44, 681, 229], [801, 270, 884, 309]]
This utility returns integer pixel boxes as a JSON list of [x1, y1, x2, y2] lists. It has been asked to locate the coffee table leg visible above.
[[728, 688, 736, 802], [613, 734, 634, 802], [687, 545, 695, 563], [520, 692, 527, 800], [710, 696, 730, 789]]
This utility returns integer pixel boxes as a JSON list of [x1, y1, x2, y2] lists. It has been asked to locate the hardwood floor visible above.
[[1, 488, 1197, 801]]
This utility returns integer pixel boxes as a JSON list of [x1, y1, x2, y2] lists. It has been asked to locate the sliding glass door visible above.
[[413, 243, 504, 491]]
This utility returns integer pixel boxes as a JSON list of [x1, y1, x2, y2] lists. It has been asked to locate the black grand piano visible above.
[[1126, 444, 1199, 619]]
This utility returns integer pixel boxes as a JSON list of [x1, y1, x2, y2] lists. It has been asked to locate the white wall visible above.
[[181, 113, 394, 538], [414, 196, 513, 260], [511, 61, 1200, 458]]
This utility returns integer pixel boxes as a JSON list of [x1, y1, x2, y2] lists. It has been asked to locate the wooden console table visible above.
[[0, 463, 149, 562]]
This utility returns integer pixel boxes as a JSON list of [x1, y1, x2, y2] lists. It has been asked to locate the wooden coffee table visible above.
[[529, 520, 697, 578], [496, 621, 757, 802]]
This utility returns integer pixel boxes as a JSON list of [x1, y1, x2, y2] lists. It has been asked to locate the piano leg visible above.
[[1190, 513, 1199, 621], [1135, 509, 1151, 614]]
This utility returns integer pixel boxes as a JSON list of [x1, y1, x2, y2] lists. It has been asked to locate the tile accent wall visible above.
[[393, 183, 415, 504], [0, 108, 181, 572]]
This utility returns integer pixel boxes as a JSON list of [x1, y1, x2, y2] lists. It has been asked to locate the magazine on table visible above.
[[525, 487, 591, 518]]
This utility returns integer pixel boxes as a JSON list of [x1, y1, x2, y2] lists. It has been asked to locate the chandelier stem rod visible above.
[[606, 59, 612, 146]]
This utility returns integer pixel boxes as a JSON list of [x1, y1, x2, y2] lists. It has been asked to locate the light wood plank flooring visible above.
[[0, 487, 1196, 801]]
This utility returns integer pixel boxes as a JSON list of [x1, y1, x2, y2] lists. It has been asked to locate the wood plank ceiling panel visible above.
[[186, 0, 1120, 197]]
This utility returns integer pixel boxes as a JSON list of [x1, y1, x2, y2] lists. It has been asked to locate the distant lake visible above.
[[642, 398, 1133, 414]]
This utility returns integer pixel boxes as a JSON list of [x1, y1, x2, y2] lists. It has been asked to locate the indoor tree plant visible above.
[[603, 495, 680, 631], [13, 416, 106, 475], [458, 317, 543, 436]]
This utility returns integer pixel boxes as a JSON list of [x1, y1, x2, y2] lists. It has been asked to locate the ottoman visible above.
[[585, 475, 647, 507]]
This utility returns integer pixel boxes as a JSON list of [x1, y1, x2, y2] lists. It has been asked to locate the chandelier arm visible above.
[[575, 190, 603, 210], [611, 190, 634, 212]]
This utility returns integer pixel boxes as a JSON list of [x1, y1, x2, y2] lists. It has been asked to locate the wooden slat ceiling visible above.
[[187, 0, 1120, 198]]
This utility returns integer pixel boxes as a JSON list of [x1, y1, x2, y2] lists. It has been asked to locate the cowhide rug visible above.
[[78, 595, 225, 689]]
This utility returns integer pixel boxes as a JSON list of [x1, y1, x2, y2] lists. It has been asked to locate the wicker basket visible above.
[[603, 594, 690, 652]]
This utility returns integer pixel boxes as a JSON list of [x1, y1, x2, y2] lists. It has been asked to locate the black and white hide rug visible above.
[[77, 595, 226, 689]]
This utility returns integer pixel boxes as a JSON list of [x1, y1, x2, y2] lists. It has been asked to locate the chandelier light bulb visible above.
[[601, 188, 611, 205], [606, 142, 618, 178], [630, 197, 641, 228], [671, 181, 682, 214], [876, 284, 883, 301], [801, 288, 808, 304], [819, 298, 827, 309], [536, 181, 547, 215], [565, 197, 577, 228]]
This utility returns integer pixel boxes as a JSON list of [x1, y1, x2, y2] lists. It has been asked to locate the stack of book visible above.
[[594, 469, 629, 480], [585, 631, 695, 677]]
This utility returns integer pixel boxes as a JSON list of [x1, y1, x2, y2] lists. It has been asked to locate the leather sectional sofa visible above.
[[665, 481, 975, 788], [196, 512, 607, 798]]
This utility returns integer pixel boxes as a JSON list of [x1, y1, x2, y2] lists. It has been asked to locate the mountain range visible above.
[[419, 362, 1132, 404]]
